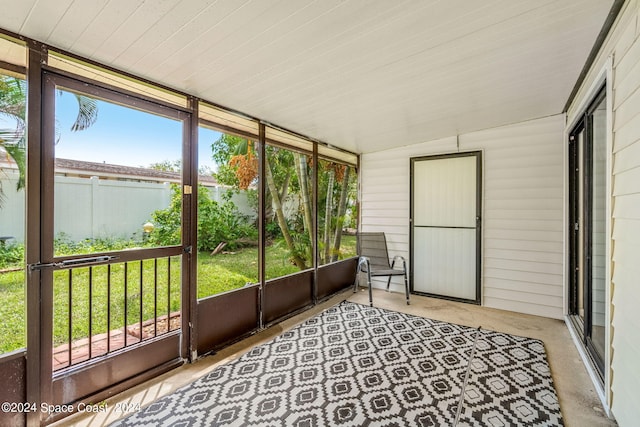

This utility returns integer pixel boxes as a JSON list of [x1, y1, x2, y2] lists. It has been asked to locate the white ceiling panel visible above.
[[152, 0, 282, 82], [3, 0, 37, 34], [45, 0, 110, 50], [90, 0, 184, 62], [18, 0, 75, 42], [65, 0, 148, 55], [0, 0, 615, 154]]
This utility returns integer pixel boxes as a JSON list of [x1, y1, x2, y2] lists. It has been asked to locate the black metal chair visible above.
[[354, 232, 410, 306]]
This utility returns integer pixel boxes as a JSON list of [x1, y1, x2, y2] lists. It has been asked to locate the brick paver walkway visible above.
[[52, 312, 181, 371]]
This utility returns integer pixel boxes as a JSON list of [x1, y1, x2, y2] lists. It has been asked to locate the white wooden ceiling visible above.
[[0, 0, 614, 154]]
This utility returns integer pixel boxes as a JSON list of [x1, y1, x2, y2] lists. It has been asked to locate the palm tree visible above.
[[0, 76, 27, 201], [0, 74, 97, 205]]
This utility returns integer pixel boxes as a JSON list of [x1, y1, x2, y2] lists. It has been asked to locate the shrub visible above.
[[0, 242, 23, 268], [198, 194, 257, 251], [148, 189, 182, 247], [53, 233, 141, 255], [265, 219, 282, 240], [148, 184, 257, 251]]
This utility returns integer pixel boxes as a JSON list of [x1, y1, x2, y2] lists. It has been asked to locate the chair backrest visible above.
[[357, 232, 391, 269]]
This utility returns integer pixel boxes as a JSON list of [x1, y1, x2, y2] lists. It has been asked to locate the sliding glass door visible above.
[[568, 86, 606, 377]]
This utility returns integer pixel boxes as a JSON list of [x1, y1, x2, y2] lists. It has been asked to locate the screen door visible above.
[[33, 71, 192, 413], [410, 152, 481, 303]]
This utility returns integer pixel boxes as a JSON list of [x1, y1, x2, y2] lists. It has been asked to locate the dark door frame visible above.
[[27, 68, 195, 424], [567, 84, 606, 379], [409, 151, 483, 305]]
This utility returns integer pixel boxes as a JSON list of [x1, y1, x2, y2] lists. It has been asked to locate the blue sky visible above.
[[54, 90, 221, 172]]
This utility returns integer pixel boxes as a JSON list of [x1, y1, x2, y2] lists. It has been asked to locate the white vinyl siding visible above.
[[360, 114, 564, 319], [592, 105, 608, 330], [566, 1, 640, 423], [459, 116, 565, 318], [611, 4, 640, 425]]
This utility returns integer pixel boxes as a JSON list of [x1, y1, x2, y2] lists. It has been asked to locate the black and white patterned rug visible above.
[[112, 302, 563, 426]]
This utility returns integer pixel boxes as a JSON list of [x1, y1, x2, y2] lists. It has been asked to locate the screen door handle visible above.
[[29, 255, 117, 271]]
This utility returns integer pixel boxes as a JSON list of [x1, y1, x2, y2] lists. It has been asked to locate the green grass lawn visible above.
[[0, 236, 356, 354], [0, 268, 26, 354], [197, 244, 299, 297], [52, 258, 183, 346]]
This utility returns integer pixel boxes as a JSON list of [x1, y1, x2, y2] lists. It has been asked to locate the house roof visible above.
[[0, 1, 616, 154], [54, 158, 218, 185], [1, 152, 218, 185]]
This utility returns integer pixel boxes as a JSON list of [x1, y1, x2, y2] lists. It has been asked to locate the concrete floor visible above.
[[54, 289, 616, 426]]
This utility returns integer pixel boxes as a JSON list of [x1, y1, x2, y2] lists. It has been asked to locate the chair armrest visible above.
[[357, 256, 371, 272], [390, 255, 406, 270]]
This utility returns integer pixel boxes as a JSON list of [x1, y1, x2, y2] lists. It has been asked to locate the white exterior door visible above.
[[411, 152, 481, 303]]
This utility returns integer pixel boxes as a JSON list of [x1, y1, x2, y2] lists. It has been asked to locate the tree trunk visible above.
[[294, 153, 314, 244], [265, 158, 307, 269], [331, 167, 350, 262], [323, 168, 335, 263], [278, 170, 291, 205]]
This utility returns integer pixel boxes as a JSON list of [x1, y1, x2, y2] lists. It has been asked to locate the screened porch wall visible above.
[[360, 114, 565, 319]]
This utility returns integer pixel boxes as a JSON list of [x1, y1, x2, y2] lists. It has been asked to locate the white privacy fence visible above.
[[54, 176, 172, 242], [0, 171, 254, 243], [0, 171, 23, 244]]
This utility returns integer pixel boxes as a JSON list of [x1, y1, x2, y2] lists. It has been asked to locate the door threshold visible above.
[[564, 316, 611, 418]]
